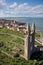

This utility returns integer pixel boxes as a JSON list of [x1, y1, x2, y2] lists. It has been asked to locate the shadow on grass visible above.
[[30, 51, 43, 60]]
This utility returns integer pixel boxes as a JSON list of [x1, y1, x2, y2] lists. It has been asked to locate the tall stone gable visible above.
[[24, 23, 35, 60]]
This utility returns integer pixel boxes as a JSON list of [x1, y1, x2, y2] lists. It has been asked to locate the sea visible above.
[[1, 17, 43, 33]]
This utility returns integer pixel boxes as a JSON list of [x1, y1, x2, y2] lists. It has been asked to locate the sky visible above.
[[0, 0, 43, 17]]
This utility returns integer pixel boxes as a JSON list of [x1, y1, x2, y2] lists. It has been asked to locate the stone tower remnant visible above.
[[24, 22, 35, 60]]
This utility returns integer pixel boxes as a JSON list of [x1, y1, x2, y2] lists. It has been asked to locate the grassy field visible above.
[[35, 32, 40, 39], [0, 28, 43, 65], [0, 52, 34, 65], [0, 28, 25, 38], [0, 52, 43, 65], [0, 28, 42, 55], [0, 28, 24, 55], [0, 34, 24, 55]]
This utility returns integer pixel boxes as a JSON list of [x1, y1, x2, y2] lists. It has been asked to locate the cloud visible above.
[[31, 5, 43, 13], [0, 0, 43, 17], [0, 0, 8, 10], [9, 2, 17, 8]]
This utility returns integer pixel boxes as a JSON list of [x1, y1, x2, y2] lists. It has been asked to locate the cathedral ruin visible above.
[[24, 23, 35, 60]]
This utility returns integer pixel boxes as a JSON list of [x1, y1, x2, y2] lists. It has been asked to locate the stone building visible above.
[[24, 23, 35, 60]]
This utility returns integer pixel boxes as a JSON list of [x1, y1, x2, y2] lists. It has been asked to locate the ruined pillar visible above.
[[24, 23, 30, 60]]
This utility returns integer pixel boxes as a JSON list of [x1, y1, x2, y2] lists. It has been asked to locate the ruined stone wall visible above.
[[24, 23, 35, 60]]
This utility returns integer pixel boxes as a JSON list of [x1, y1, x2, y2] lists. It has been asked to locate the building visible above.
[[0, 22, 3, 28], [16, 22, 26, 33], [0, 19, 27, 33], [0, 19, 5, 28]]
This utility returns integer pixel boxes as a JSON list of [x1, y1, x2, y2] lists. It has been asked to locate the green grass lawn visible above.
[[0, 28, 25, 55], [0, 52, 36, 65], [0, 28, 25, 38], [0, 33, 24, 55], [35, 32, 40, 39]]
